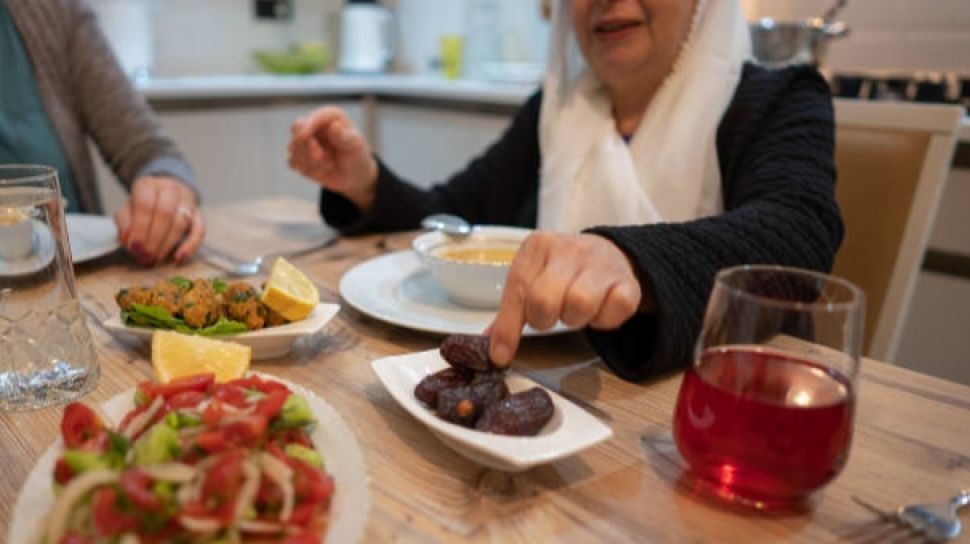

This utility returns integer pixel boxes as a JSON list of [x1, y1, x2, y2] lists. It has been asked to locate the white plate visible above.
[[340, 251, 573, 336], [103, 302, 341, 359], [0, 215, 118, 277], [67, 213, 120, 264], [9, 372, 370, 544], [371, 349, 613, 472]]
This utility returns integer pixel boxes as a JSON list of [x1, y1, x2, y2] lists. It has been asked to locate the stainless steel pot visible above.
[[749, 17, 850, 68]]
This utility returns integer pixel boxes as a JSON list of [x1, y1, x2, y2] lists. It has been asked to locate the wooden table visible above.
[[2, 196, 969, 543]]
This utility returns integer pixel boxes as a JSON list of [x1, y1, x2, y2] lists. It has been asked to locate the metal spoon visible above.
[[821, 0, 847, 24], [421, 214, 472, 239]]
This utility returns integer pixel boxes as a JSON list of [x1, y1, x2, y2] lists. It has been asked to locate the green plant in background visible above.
[[253, 41, 330, 75]]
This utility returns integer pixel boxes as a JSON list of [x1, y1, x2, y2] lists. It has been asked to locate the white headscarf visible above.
[[538, 0, 752, 232]]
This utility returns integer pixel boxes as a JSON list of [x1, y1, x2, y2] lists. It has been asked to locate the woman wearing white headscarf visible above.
[[288, 0, 842, 381]]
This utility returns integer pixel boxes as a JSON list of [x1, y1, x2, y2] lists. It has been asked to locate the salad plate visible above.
[[103, 302, 341, 359], [371, 349, 613, 472], [9, 372, 370, 544]]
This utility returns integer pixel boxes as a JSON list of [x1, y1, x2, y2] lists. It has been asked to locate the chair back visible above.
[[832, 99, 962, 361]]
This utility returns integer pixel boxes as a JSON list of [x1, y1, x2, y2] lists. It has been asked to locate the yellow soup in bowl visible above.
[[435, 245, 518, 266]]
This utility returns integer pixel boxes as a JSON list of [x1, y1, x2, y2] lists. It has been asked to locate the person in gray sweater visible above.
[[1, 0, 204, 266]]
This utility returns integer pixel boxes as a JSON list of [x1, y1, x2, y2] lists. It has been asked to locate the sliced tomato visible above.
[[195, 428, 229, 453], [254, 389, 289, 420], [61, 402, 105, 448], [271, 428, 312, 449], [201, 449, 245, 522], [142, 373, 214, 399], [255, 474, 283, 511], [91, 487, 137, 537], [288, 502, 320, 527], [224, 414, 268, 447], [53, 457, 73, 486], [212, 384, 249, 408], [201, 399, 225, 427], [166, 390, 207, 410], [226, 375, 290, 395], [282, 532, 320, 544], [291, 458, 334, 510], [121, 468, 162, 512]]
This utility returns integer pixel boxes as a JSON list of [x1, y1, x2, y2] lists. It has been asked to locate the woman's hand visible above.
[[114, 176, 204, 266], [488, 232, 645, 366], [288, 106, 379, 212]]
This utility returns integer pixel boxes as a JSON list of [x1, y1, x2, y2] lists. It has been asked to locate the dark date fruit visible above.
[[475, 388, 554, 436], [436, 386, 483, 426], [440, 334, 494, 372], [470, 373, 509, 408], [414, 368, 473, 406]]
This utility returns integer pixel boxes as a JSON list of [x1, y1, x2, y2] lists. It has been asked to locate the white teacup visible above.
[[0, 207, 34, 260]]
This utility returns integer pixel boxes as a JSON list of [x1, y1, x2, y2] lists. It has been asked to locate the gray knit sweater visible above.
[[5, 0, 195, 213]]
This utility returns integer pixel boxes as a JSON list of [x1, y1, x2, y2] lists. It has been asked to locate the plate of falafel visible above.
[[104, 276, 340, 359]]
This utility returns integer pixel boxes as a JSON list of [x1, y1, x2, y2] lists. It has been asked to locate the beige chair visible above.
[[831, 99, 963, 362]]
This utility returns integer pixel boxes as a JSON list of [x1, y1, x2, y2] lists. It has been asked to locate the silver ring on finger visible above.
[[176, 205, 193, 221]]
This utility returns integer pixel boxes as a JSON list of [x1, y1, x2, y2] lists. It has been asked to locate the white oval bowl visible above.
[[412, 226, 531, 309]]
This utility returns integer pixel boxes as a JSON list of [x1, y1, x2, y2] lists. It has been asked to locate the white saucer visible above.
[[339, 250, 573, 337], [66, 213, 119, 264]]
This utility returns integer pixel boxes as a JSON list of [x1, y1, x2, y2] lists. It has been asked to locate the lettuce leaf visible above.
[[122, 304, 248, 336], [170, 276, 193, 291]]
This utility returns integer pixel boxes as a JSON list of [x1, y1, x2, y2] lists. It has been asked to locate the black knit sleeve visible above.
[[585, 65, 843, 382], [320, 92, 543, 234]]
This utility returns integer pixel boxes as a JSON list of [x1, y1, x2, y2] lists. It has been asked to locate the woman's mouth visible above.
[[593, 19, 643, 42]]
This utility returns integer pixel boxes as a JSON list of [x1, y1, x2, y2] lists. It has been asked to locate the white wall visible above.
[[91, 0, 341, 77], [742, 0, 970, 72]]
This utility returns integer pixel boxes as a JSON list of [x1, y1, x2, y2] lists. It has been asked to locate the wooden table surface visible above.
[[2, 197, 969, 543]]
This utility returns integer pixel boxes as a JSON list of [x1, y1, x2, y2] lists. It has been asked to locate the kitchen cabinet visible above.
[[374, 103, 512, 187], [93, 100, 367, 212]]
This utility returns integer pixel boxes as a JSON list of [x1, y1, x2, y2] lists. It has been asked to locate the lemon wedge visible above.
[[151, 330, 251, 383], [260, 257, 319, 322]]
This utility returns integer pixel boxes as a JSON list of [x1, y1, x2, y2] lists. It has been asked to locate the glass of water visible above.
[[0, 165, 99, 411]]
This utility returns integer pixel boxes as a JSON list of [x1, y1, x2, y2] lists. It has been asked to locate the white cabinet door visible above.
[[375, 103, 513, 188], [93, 101, 367, 212]]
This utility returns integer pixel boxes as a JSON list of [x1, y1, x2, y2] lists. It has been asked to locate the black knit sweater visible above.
[[321, 63, 843, 382]]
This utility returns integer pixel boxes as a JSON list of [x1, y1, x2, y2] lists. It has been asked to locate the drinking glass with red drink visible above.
[[673, 265, 864, 509]]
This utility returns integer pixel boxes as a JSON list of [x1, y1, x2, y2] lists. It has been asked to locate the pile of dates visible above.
[[414, 334, 554, 436]]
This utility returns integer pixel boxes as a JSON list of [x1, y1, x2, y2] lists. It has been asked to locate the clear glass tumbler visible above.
[[673, 265, 865, 509], [0, 165, 99, 411]]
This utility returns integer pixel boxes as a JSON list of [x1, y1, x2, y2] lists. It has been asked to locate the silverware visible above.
[[853, 490, 970, 542], [420, 213, 472, 239], [199, 236, 338, 277]]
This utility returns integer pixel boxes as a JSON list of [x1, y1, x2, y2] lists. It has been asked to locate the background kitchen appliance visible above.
[[338, 0, 396, 74]]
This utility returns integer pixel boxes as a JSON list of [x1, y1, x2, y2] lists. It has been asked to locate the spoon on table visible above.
[[421, 214, 472, 239]]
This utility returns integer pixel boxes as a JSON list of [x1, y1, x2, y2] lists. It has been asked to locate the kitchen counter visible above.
[[137, 73, 537, 108]]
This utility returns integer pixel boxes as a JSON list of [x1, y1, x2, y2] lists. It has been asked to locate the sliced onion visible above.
[[232, 459, 261, 525], [122, 396, 164, 440], [238, 519, 284, 534], [118, 534, 142, 544], [45, 470, 119, 544], [139, 463, 196, 483], [260, 452, 294, 522], [179, 515, 222, 533]]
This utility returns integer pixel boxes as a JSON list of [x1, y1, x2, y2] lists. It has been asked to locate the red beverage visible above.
[[673, 346, 855, 506]]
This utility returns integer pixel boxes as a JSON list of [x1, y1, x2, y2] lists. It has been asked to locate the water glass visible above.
[[0, 165, 99, 411], [673, 265, 864, 509]]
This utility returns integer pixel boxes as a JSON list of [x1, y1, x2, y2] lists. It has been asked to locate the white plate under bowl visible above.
[[103, 302, 340, 359], [67, 213, 119, 264], [371, 349, 613, 472], [340, 250, 573, 337], [9, 371, 370, 544]]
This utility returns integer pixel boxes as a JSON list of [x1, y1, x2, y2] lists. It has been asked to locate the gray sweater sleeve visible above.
[[66, 0, 197, 194]]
